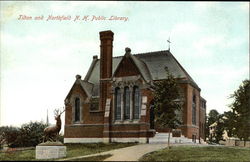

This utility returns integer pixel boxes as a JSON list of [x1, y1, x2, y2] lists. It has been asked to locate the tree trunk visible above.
[[168, 129, 171, 149]]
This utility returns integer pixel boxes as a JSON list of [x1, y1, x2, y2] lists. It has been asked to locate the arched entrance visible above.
[[149, 101, 155, 129]]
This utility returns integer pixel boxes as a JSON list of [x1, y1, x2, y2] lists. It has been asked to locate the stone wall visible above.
[[225, 139, 250, 147]]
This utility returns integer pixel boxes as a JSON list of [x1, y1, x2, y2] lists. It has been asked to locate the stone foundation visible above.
[[36, 145, 66, 159]]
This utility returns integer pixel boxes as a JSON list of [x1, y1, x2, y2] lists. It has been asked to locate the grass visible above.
[[0, 149, 35, 161], [72, 154, 112, 161], [139, 146, 250, 162], [64, 143, 136, 158], [0, 143, 136, 161]]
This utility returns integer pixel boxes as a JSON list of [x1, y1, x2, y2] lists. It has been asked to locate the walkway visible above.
[[58, 143, 208, 161], [58, 143, 168, 161]]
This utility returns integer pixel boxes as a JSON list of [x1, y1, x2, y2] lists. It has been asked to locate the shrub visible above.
[[16, 121, 48, 147], [0, 126, 20, 147], [0, 121, 48, 148]]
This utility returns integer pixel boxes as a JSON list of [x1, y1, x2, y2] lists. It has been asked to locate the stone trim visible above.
[[64, 138, 103, 143], [103, 130, 151, 133], [180, 124, 199, 129], [65, 124, 104, 127], [64, 137, 148, 143], [65, 122, 150, 127], [111, 122, 150, 126], [110, 137, 147, 143]]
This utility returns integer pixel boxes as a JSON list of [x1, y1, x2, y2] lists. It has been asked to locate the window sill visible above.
[[89, 110, 104, 113], [72, 122, 82, 125], [114, 119, 140, 124]]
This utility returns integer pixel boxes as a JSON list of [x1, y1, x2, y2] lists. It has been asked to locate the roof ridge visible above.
[[133, 50, 169, 56], [91, 50, 170, 59]]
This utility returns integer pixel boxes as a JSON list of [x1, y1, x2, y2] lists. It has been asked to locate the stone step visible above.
[[149, 133, 197, 144]]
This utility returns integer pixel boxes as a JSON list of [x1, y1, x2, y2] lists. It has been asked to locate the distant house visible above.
[[64, 30, 206, 143]]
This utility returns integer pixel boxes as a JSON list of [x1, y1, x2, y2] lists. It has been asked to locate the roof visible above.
[[65, 50, 201, 98], [84, 50, 199, 88]]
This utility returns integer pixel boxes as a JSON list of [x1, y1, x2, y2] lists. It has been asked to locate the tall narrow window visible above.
[[124, 87, 130, 120], [75, 98, 80, 122], [192, 95, 196, 125], [115, 88, 121, 120], [133, 86, 140, 119]]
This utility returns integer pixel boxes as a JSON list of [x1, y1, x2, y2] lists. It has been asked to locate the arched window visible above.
[[75, 97, 80, 122], [124, 87, 130, 120], [133, 86, 140, 119], [115, 88, 121, 120], [192, 95, 196, 125]]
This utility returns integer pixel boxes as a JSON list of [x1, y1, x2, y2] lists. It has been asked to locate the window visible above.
[[115, 88, 121, 120], [124, 87, 130, 120], [74, 97, 80, 122], [133, 86, 140, 119], [192, 95, 196, 125]]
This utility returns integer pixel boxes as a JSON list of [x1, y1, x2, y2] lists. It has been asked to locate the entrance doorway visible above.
[[150, 104, 155, 129]]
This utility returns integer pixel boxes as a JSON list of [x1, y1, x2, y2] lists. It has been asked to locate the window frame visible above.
[[124, 86, 130, 120], [192, 94, 196, 125], [133, 86, 141, 119], [115, 87, 122, 120], [74, 97, 81, 122]]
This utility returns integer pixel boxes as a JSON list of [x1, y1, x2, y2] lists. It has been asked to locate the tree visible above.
[[229, 79, 250, 144], [222, 110, 236, 137], [214, 114, 224, 143], [207, 109, 219, 126], [206, 109, 220, 143], [0, 121, 48, 148], [152, 67, 183, 148]]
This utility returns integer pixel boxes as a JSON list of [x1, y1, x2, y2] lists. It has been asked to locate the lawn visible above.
[[139, 145, 250, 162], [72, 154, 112, 161], [0, 143, 136, 161]]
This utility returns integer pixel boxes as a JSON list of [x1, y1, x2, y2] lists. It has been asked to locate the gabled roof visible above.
[[129, 54, 152, 82], [65, 79, 94, 99], [84, 57, 122, 84], [112, 52, 152, 82], [84, 50, 199, 90]]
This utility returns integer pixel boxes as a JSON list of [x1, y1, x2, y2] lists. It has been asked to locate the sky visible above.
[[0, 1, 249, 129]]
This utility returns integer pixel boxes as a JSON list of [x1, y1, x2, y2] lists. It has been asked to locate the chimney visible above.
[[99, 30, 114, 111], [99, 30, 113, 79]]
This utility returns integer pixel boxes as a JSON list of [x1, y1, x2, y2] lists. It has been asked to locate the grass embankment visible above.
[[140, 146, 250, 162], [0, 143, 136, 161]]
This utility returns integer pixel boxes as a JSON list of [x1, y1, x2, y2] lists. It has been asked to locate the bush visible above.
[[0, 126, 20, 148], [0, 121, 48, 148], [16, 121, 48, 147]]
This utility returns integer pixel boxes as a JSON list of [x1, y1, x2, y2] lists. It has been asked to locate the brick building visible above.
[[64, 30, 206, 143]]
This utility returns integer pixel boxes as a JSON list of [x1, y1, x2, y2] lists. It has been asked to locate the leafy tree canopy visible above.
[[152, 67, 183, 129], [229, 79, 250, 141]]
